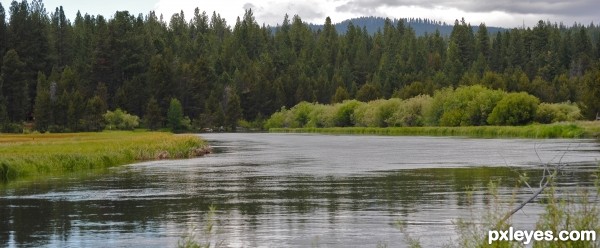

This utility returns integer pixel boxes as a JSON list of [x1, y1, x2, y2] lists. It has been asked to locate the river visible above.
[[1, 133, 599, 247]]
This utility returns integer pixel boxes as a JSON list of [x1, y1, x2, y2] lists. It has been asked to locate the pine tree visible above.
[[81, 96, 107, 131], [33, 72, 52, 132], [0, 3, 7, 61], [0, 49, 28, 122], [167, 98, 184, 132], [144, 97, 162, 130], [225, 91, 242, 131], [332, 86, 350, 103]]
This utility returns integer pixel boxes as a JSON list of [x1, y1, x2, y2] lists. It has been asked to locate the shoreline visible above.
[[0, 131, 210, 184], [269, 122, 600, 139]]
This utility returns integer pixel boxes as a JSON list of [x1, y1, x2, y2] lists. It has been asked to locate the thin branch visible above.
[[496, 145, 571, 228]]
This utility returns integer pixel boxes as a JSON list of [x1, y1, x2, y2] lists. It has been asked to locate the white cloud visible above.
[[154, 0, 337, 26]]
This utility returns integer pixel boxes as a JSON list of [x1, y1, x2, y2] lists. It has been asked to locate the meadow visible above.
[[0, 131, 209, 183]]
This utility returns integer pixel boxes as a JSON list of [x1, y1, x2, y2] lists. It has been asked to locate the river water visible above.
[[1, 133, 599, 247]]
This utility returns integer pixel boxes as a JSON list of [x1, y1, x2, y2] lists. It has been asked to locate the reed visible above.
[[0, 131, 209, 183], [270, 122, 599, 139]]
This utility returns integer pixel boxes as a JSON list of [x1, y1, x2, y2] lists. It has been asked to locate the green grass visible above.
[[269, 122, 600, 138], [0, 131, 209, 183]]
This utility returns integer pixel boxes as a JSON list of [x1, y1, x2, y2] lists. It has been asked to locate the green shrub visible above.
[[1, 123, 23, 133], [264, 107, 288, 129], [104, 109, 140, 130], [427, 85, 505, 126], [535, 102, 582, 124], [354, 99, 402, 127], [393, 95, 433, 127], [332, 100, 363, 127], [290, 102, 314, 128], [488, 92, 540, 125]]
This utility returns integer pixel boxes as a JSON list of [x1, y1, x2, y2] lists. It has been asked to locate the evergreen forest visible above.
[[0, 0, 599, 132]]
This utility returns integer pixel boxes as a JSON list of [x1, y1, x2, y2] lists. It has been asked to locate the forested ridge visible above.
[[0, 0, 599, 132]]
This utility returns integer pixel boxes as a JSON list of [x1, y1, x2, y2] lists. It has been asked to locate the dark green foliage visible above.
[[144, 97, 162, 130], [332, 86, 350, 103], [488, 92, 540, 125], [33, 73, 52, 132], [0, 4, 599, 130], [0, 49, 28, 122], [356, 83, 381, 102], [580, 67, 600, 119], [81, 96, 107, 131], [225, 91, 242, 131]]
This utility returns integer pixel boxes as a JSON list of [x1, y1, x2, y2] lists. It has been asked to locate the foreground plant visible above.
[[178, 205, 224, 248], [0, 131, 210, 183]]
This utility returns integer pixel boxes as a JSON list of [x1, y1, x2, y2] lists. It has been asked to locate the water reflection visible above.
[[1, 134, 598, 247]]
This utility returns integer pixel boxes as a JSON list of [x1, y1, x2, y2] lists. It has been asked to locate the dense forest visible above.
[[0, 0, 599, 132]]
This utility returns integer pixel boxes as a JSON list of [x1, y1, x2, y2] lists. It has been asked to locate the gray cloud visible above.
[[335, 0, 598, 16]]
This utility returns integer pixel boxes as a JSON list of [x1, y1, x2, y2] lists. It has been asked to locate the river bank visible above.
[[0, 131, 210, 183], [269, 121, 600, 138]]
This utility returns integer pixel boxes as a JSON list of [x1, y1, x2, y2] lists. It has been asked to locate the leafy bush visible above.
[[1, 123, 23, 133], [354, 99, 402, 127], [332, 100, 363, 127], [264, 107, 289, 129], [391, 95, 433, 127], [104, 109, 140, 130], [427, 85, 505, 126], [535, 102, 582, 124], [488, 92, 540, 125], [291, 102, 314, 128]]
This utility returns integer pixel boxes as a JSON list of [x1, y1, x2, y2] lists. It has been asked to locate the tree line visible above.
[[0, 0, 599, 132]]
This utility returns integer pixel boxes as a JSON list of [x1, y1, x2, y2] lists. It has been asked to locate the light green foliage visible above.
[[291, 102, 314, 128], [390, 95, 432, 127], [104, 109, 140, 130], [0, 132, 207, 183], [264, 107, 289, 129], [332, 100, 363, 127], [535, 102, 582, 124], [354, 99, 402, 127], [488, 92, 540, 126], [430, 85, 506, 126]]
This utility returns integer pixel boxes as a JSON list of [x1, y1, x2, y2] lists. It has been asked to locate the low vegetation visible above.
[[270, 123, 596, 138], [266, 85, 597, 138], [0, 131, 210, 183]]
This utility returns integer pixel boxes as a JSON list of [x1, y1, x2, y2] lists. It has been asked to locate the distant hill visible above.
[[307, 16, 505, 36]]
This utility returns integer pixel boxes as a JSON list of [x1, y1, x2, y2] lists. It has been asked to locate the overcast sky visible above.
[[0, 0, 598, 28]]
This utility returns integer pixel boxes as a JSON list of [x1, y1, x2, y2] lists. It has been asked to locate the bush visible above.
[[535, 102, 582, 124], [264, 107, 288, 129], [392, 95, 433, 127], [1, 123, 23, 133], [488, 92, 540, 125], [332, 100, 363, 127], [104, 109, 140, 130], [426, 85, 505, 126], [354, 99, 402, 127], [290, 102, 314, 128]]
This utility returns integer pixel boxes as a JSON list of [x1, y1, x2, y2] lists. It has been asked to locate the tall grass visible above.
[[269, 122, 596, 138], [0, 131, 208, 183]]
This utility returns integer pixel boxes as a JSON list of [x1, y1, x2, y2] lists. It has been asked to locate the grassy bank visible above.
[[270, 122, 600, 138], [0, 131, 210, 183]]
